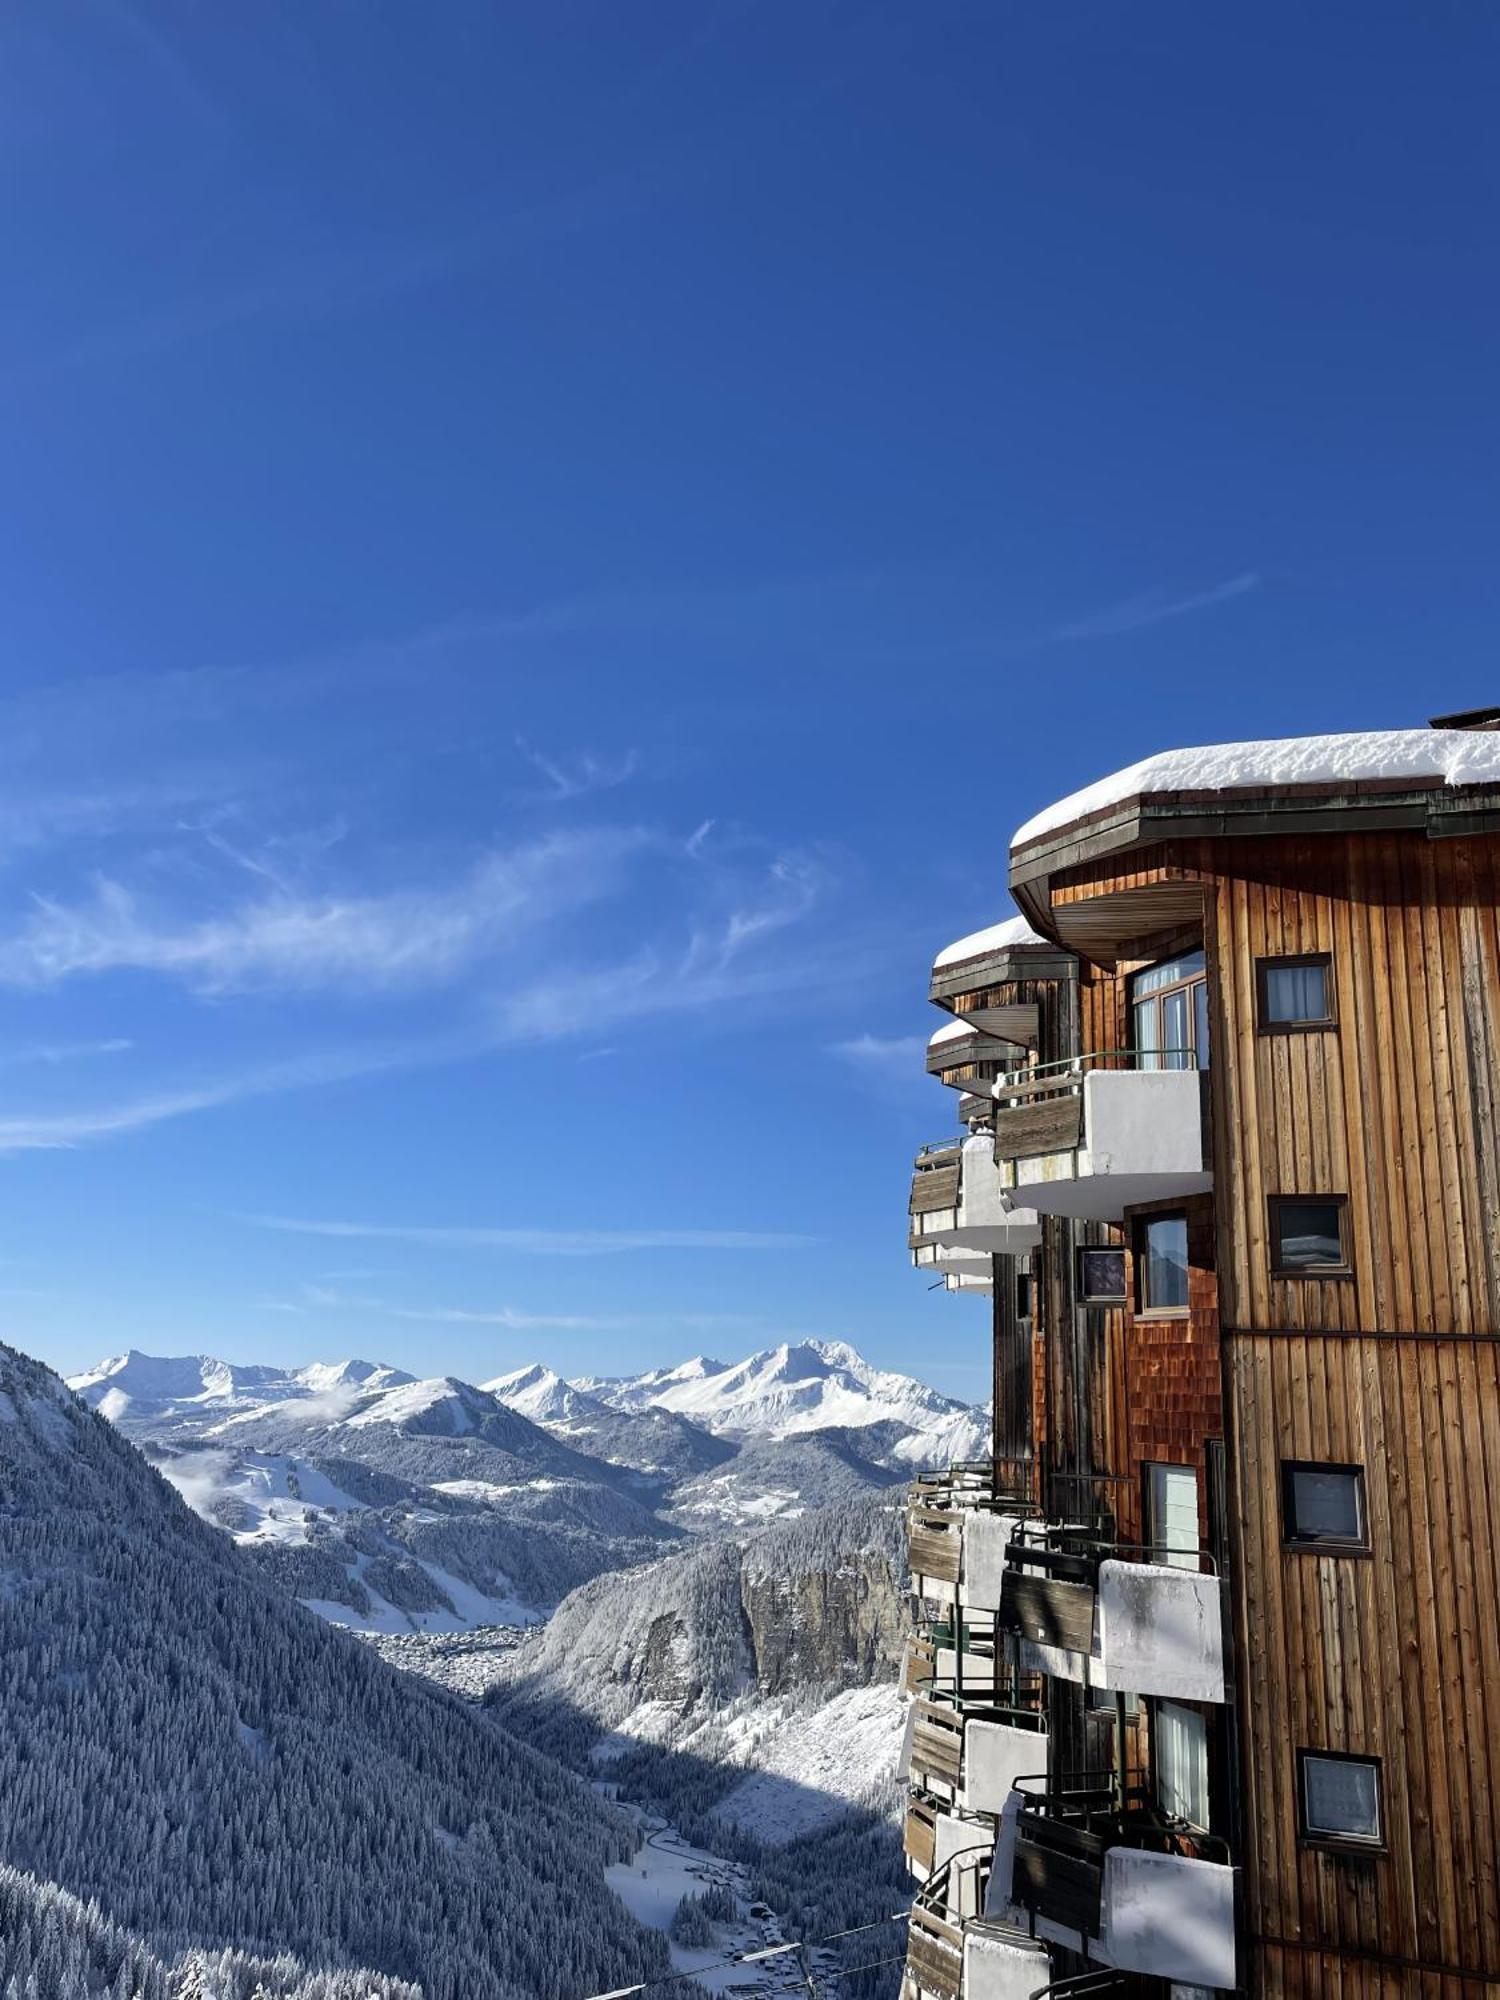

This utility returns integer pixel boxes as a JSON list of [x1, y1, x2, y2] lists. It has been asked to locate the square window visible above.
[[1299, 1750, 1384, 1849], [1077, 1246, 1126, 1304], [1270, 1195, 1351, 1276], [1282, 1461, 1367, 1551], [1257, 954, 1335, 1031], [1136, 1213, 1190, 1313]]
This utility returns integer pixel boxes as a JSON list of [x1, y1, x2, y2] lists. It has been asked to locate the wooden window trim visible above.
[[1296, 1747, 1387, 1855], [1268, 1193, 1354, 1279], [1133, 1211, 1191, 1319], [1256, 951, 1337, 1034], [1280, 1458, 1370, 1557]]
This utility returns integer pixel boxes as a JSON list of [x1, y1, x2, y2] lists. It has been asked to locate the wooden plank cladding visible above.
[[904, 1799, 937, 1875], [910, 1161, 961, 1214], [909, 1701, 965, 1788], [1227, 1330, 1500, 1981], [907, 1513, 962, 1586], [991, 1093, 1082, 1162], [1044, 832, 1500, 1336], [904, 1906, 962, 2000], [998, 1571, 1096, 1652]]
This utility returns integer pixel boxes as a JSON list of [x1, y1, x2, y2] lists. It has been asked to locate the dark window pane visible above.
[[1079, 1248, 1126, 1302], [1142, 1215, 1189, 1309], [1265, 961, 1330, 1023], [1303, 1755, 1382, 1842], [1289, 1466, 1363, 1544], [1275, 1200, 1345, 1269], [1194, 980, 1211, 1070]]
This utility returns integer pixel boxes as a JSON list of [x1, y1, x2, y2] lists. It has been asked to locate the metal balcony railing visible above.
[[1008, 1771, 1232, 1945]]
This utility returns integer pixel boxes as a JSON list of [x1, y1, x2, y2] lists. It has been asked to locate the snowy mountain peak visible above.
[[294, 1359, 415, 1394], [483, 1363, 602, 1424], [68, 1349, 288, 1417], [578, 1337, 988, 1464]]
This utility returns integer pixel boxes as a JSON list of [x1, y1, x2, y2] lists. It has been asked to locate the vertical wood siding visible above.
[[1046, 829, 1500, 1991]]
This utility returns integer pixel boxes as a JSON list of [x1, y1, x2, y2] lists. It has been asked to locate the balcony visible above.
[[991, 1055, 1211, 1222], [928, 1020, 1025, 1096], [907, 1689, 1048, 1818], [997, 1529, 1226, 1703], [904, 1848, 1049, 2000], [1002, 1779, 1237, 1990], [907, 1467, 1036, 1610], [929, 1135, 1041, 1258]]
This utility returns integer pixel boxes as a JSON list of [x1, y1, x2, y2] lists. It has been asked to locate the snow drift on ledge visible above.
[[1012, 725, 1500, 848]]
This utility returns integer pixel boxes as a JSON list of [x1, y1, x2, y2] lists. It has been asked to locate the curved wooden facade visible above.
[[899, 736, 1500, 2000]]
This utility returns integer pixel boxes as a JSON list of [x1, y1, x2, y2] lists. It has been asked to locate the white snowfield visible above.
[[932, 914, 1044, 967], [1012, 724, 1500, 848], [710, 1684, 907, 1841]]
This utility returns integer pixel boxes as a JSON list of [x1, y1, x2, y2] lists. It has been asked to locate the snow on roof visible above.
[[1012, 727, 1500, 850], [932, 914, 1045, 968], [928, 1018, 974, 1049]]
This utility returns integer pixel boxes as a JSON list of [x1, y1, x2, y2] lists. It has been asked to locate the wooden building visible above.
[[898, 716, 1500, 2000]]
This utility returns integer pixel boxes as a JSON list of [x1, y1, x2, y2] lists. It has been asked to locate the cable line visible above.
[[576, 1912, 911, 2000]]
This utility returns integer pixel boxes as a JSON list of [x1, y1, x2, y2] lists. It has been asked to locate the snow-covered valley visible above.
[[36, 1337, 941, 1997]]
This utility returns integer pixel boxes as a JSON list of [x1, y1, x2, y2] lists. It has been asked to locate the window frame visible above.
[[1280, 1459, 1370, 1556], [1134, 1210, 1192, 1318], [1076, 1245, 1127, 1306], [1268, 1193, 1353, 1279], [1152, 1697, 1212, 1832], [1144, 1460, 1203, 1570], [1128, 946, 1210, 1072], [1256, 951, 1336, 1035], [1297, 1748, 1386, 1854]]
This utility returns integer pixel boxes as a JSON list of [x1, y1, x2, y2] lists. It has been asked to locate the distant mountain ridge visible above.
[[572, 1336, 989, 1464], [69, 1339, 987, 1631]]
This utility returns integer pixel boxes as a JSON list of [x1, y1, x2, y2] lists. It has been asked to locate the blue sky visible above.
[[2, 4, 1498, 1399]]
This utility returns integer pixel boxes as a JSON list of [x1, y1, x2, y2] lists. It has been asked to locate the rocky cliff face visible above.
[[493, 1490, 908, 1734]]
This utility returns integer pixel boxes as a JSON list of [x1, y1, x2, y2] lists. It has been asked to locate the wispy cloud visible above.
[[0, 1038, 133, 1071], [0, 828, 650, 996], [294, 1283, 627, 1330], [0, 1041, 433, 1154], [492, 849, 835, 1043], [829, 1032, 928, 1078], [7, 172, 646, 390], [515, 738, 639, 802], [1050, 571, 1261, 643], [235, 1214, 815, 1255]]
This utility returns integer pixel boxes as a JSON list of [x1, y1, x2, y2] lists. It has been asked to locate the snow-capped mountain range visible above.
[[68, 1339, 986, 1635], [73, 1336, 986, 1463], [572, 1338, 986, 1463]]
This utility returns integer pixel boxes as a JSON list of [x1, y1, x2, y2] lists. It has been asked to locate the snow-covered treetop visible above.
[[1012, 725, 1500, 849], [932, 913, 1045, 968]]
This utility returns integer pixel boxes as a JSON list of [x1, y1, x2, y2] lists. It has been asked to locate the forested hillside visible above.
[[0, 1344, 671, 2000]]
